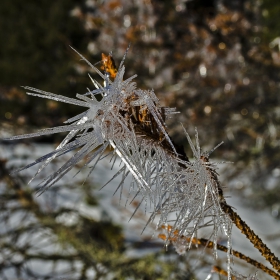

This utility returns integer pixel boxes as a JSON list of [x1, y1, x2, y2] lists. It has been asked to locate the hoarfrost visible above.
[[4, 48, 233, 277]]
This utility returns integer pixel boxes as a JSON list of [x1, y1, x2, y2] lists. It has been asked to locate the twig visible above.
[[159, 227, 280, 279], [222, 203, 280, 275]]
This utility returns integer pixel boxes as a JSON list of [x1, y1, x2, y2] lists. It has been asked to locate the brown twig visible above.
[[212, 266, 235, 279], [221, 203, 280, 275], [198, 237, 280, 280], [159, 227, 280, 279], [203, 155, 280, 276]]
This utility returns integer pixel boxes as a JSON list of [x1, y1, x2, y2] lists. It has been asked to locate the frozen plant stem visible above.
[[222, 203, 280, 274], [159, 226, 280, 279], [3, 48, 280, 279], [205, 151, 280, 274]]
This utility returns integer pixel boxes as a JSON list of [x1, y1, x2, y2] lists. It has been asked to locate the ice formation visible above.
[[5, 48, 233, 275]]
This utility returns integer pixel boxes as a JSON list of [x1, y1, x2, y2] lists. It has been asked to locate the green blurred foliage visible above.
[[0, 0, 95, 128], [261, 0, 280, 42]]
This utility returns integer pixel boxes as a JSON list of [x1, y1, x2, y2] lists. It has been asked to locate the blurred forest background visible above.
[[1, 0, 280, 279]]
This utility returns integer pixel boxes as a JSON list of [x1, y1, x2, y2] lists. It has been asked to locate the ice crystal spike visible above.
[[5, 49, 179, 196]]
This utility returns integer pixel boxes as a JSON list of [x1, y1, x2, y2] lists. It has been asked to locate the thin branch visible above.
[[221, 203, 280, 275], [198, 237, 280, 280], [159, 229, 280, 279]]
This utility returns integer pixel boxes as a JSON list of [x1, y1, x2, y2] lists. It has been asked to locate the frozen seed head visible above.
[[5, 48, 232, 270]]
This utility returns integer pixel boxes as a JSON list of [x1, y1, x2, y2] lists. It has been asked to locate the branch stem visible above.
[[221, 202, 280, 276]]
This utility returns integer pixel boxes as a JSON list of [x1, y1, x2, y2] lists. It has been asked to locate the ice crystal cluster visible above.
[[6, 49, 232, 262]]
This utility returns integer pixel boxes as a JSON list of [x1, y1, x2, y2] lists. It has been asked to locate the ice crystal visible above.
[[233, 272, 259, 280], [205, 270, 259, 280], [4, 48, 232, 272]]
